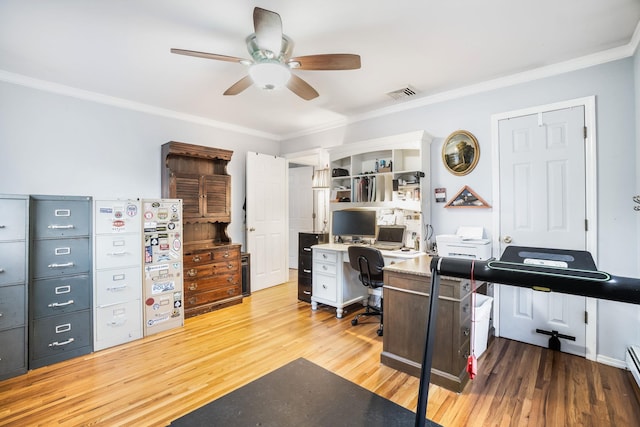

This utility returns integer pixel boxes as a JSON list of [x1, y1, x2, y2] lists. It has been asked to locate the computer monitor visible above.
[[331, 209, 377, 240]]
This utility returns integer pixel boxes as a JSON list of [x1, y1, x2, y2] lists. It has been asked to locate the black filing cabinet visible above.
[[29, 195, 93, 369], [298, 232, 328, 302]]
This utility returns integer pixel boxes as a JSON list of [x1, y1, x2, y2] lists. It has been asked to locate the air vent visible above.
[[386, 85, 418, 100]]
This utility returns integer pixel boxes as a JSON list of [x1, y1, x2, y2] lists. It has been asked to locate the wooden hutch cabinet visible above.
[[161, 142, 242, 318]]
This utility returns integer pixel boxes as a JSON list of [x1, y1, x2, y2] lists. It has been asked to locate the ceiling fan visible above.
[[171, 7, 361, 100]]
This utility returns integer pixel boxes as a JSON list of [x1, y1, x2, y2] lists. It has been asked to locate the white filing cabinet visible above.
[[311, 245, 369, 318], [93, 200, 142, 351]]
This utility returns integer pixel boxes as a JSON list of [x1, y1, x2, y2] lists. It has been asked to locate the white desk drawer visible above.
[[315, 261, 337, 276], [314, 250, 337, 264], [314, 273, 337, 302]]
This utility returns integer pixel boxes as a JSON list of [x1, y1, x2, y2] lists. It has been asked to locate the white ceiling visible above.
[[1, 1, 639, 140]]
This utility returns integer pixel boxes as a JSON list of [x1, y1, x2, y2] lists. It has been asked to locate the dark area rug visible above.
[[169, 357, 441, 427]]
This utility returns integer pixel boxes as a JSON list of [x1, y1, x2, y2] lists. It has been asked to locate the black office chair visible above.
[[347, 246, 384, 336]]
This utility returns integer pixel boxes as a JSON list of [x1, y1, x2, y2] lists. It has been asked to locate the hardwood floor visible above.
[[1, 270, 639, 426]]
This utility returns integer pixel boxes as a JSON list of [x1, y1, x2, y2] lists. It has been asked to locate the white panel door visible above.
[[288, 166, 313, 269], [498, 106, 588, 356], [246, 152, 288, 292]]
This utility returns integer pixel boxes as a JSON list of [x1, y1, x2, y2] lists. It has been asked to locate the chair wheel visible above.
[[377, 328, 383, 337], [351, 319, 358, 326]]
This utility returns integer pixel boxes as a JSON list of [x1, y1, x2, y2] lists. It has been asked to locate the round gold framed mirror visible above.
[[442, 130, 479, 176]]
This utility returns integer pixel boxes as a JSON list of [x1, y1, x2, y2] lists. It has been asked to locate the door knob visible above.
[[248, 227, 255, 232], [503, 235, 512, 244]]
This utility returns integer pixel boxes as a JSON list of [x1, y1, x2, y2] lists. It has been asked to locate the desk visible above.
[[310, 243, 422, 318], [382, 256, 481, 392]]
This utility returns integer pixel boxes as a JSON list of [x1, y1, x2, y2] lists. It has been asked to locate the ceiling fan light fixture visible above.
[[249, 62, 291, 90]]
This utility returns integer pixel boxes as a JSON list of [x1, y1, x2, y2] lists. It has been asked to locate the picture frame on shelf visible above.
[[442, 130, 479, 176]]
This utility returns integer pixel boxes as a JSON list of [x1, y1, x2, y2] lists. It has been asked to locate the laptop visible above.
[[373, 225, 406, 251]]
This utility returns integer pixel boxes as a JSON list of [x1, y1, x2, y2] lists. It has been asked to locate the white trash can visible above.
[[472, 294, 493, 358]]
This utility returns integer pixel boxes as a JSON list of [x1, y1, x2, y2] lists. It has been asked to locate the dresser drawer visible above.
[[0, 327, 26, 376], [0, 198, 27, 241], [212, 258, 240, 275], [314, 250, 337, 264], [32, 198, 91, 238], [184, 250, 214, 267], [186, 284, 241, 307], [31, 310, 92, 360], [313, 273, 337, 302], [0, 285, 25, 330], [211, 245, 240, 261], [95, 267, 141, 306], [31, 275, 91, 318], [31, 238, 91, 278], [185, 272, 240, 293], [184, 265, 214, 279], [0, 241, 26, 286], [95, 234, 141, 269]]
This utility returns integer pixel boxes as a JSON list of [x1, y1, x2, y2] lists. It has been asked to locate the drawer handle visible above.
[[227, 288, 236, 295], [462, 352, 469, 359], [188, 297, 197, 304], [188, 283, 198, 290], [55, 285, 71, 294], [48, 224, 75, 230], [0, 268, 4, 273], [55, 323, 71, 333], [107, 319, 126, 326], [227, 276, 234, 283], [48, 300, 74, 308], [303, 248, 311, 252], [463, 328, 470, 336], [303, 291, 311, 295], [0, 313, 3, 317], [187, 269, 197, 277], [107, 284, 128, 292], [107, 251, 129, 256], [322, 253, 328, 259], [462, 304, 469, 313], [223, 252, 230, 258], [322, 265, 328, 270], [48, 262, 75, 268], [49, 338, 75, 347], [322, 284, 327, 289], [227, 263, 233, 269], [192, 255, 201, 262], [0, 225, 5, 228], [303, 269, 311, 274]]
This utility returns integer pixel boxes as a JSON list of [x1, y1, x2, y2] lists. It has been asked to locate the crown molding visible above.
[[0, 70, 281, 141]]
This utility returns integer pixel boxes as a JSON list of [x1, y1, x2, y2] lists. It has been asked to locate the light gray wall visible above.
[[281, 58, 640, 364], [0, 81, 279, 247]]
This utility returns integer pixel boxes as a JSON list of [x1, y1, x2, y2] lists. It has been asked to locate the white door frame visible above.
[[491, 96, 598, 360]]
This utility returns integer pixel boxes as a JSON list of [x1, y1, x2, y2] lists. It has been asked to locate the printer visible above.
[[436, 226, 492, 260]]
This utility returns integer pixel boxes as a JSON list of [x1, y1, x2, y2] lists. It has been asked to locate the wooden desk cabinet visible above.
[[382, 268, 472, 392]]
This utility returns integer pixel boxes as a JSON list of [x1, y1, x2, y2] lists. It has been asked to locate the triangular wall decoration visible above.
[[444, 185, 491, 208]]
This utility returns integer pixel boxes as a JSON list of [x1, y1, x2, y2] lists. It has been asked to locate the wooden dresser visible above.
[[161, 142, 242, 318]]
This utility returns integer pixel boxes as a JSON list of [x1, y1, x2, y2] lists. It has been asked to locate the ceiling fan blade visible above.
[[289, 54, 361, 70], [171, 48, 248, 64], [223, 75, 254, 96], [253, 7, 283, 55], [287, 74, 319, 100]]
